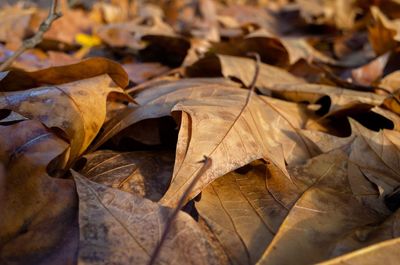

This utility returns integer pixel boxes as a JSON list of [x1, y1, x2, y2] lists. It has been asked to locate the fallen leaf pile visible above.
[[1, 0, 400, 264]]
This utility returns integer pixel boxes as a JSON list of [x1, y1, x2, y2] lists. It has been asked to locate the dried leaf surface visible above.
[[73, 171, 228, 265], [80, 150, 174, 201], [0, 120, 78, 265], [161, 90, 317, 206], [196, 161, 288, 265]]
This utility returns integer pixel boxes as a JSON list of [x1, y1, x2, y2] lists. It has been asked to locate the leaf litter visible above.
[[1, 0, 400, 264]]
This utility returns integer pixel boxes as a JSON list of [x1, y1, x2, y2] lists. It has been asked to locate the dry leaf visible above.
[[160, 88, 317, 206], [0, 59, 130, 164], [368, 6, 400, 55], [44, 7, 95, 45], [80, 150, 174, 201], [296, 0, 358, 29], [0, 57, 129, 91], [1, 1, 400, 264], [186, 54, 305, 93], [196, 161, 289, 265], [0, 120, 78, 265], [0, 6, 39, 47], [320, 238, 400, 265], [258, 150, 384, 265], [73, 171, 228, 265]]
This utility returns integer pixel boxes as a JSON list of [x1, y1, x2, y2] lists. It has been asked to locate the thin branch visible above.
[[148, 156, 212, 265], [0, 0, 61, 72]]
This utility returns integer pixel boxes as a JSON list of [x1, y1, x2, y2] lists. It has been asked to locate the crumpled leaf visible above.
[[90, 78, 237, 150], [0, 58, 131, 163], [271, 83, 387, 115], [188, 54, 388, 117], [348, 120, 400, 197], [73, 171, 228, 265], [302, 119, 400, 197], [92, 77, 318, 207], [186, 54, 305, 92], [368, 6, 400, 55], [80, 150, 174, 201], [211, 30, 338, 66], [0, 57, 129, 91], [95, 16, 190, 66], [0, 120, 78, 265], [160, 87, 318, 206], [258, 149, 385, 265]]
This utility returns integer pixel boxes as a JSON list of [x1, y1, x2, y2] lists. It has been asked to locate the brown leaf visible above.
[[211, 30, 337, 66], [186, 54, 306, 92], [327, 209, 400, 256], [73, 171, 228, 265], [44, 6, 96, 45], [0, 6, 40, 47], [320, 238, 400, 265], [258, 150, 385, 265], [0, 120, 78, 265], [368, 6, 400, 55], [123, 62, 170, 84], [296, 0, 358, 29], [90, 78, 237, 151], [0, 57, 129, 91], [80, 150, 174, 201], [196, 161, 289, 265], [379, 70, 400, 93], [0, 63, 129, 164], [270, 83, 387, 114], [302, 119, 400, 197], [160, 88, 318, 206]]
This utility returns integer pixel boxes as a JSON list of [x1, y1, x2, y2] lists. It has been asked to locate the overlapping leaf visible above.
[[0, 58, 131, 164], [0, 120, 78, 265], [73, 171, 228, 265]]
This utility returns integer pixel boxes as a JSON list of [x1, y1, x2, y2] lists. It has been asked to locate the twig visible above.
[[0, 0, 61, 72], [148, 156, 212, 265]]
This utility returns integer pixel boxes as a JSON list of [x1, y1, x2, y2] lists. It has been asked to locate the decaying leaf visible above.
[[160, 86, 318, 206], [186, 54, 305, 92], [0, 120, 78, 265], [1, 1, 400, 264], [369, 6, 400, 55], [0, 58, 131, 164], [80, 150, 174, 201], [0, 6, 40, 47], [320, 238, 400, 265], [196, 161, 288, 265], [258, 150, 385, 265], [73, 171, 228, 265]]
